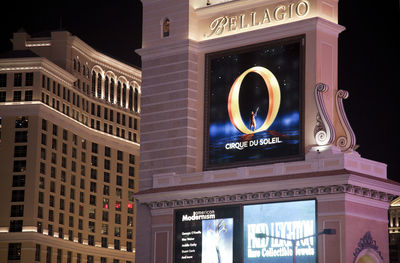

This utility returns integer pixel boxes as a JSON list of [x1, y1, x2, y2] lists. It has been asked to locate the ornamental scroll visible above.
[[314, 83, 356, 152], [314, 83, 336, 146]]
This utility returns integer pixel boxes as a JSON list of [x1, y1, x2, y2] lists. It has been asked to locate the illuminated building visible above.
[[135, 0, 400, 263], [389, 197, 400, 262], [0, 30, 141, 262]]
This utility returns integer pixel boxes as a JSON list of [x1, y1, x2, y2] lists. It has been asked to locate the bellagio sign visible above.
[[206, 0, 310, 38]]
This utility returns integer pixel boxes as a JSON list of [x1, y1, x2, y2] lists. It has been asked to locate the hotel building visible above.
[[135, 0, 400, 263], [0, 30, 141, 262]]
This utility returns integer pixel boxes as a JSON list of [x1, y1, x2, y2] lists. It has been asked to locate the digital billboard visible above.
[[204, 36, 304, 170], [243, 200, 316, 263], [174, 200, 316, 263], [174, 206, 241, 263]]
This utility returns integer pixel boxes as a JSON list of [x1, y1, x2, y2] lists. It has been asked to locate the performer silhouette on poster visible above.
[[250, 107, 259, 131]]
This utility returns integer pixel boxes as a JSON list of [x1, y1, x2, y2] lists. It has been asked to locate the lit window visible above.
[[88, 222, 95, 233], [115, 201, 121, 211], [163, 18, 170, 37], [14, 160, 26, 173], [114, 227, 121, 237], [128, 203, 134, 214], [8, 243, 21, 260], [102, 224, 108, 235], [103, 198, 109, 209], [15, 116, 28, 128]]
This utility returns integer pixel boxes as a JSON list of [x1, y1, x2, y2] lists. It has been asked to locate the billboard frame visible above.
[[173, 199, 318, 263], [203, 35, 306, 171]]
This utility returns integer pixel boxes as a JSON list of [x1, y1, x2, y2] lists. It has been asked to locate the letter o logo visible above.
[[227, 66, 281, 134], [296, 1, 310, 17]]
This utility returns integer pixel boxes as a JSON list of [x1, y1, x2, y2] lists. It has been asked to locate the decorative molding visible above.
[[0, 57, 76, 87], [353, 231, 383, 263], [145, 184, 396, 210], [0, 231, 135, 258], [335, 89, 356, 152], [314, 83, 336, 146], [71, 38, 141, 82]]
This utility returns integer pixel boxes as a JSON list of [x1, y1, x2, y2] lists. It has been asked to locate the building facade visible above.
[[135, 0, 400, 263], [0, 30, 141, 262], [389, 197, 400, 262]]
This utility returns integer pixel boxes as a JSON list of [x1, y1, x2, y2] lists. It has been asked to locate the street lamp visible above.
[[255, 228, 336, 263]]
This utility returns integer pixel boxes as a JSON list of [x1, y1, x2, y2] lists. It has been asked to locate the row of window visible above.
[[40, 119, 136, 165], [8, 242, 133, 263], [1, 71, 140, 144], [41, 81, 139, 143], [42, 71, 138, 117], [5, 116, 137, 250], [0, 72, 33, 87], [9, 117, 28, 232], [0, 90, 33, 102], [36, 118, 136, 248], [35, 220, 134, 251], [0, 66, 139, 113], [72, 58, 140, 113], [73, 59, 90, 79], [37, 203, 135, 228], [90, 72, 139, 112]]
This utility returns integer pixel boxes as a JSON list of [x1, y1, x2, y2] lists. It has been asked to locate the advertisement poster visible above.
[[204, 36, 304, 169], [243, 200, 316, 263], [202, 218, 234, 263], [174, 206, 241, 263]]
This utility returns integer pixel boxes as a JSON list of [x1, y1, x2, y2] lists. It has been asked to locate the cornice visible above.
[[143, 183, 396, 210], [70, 36, 141, 82], [0, 102, 140, 152], [0, 232, 135, 257], [136, 167, 400, 207], [0, 57, 76, 87]]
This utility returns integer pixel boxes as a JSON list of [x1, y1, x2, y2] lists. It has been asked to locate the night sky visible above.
[[0, 1, 399, 182]]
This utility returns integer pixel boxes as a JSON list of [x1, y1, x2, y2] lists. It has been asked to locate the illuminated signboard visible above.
[[205, 1, 310, 39], [174, 200, 316, 263], [243, 200, 316, 263], [174, 206, 241, 263], [204, 36, 304, 170]]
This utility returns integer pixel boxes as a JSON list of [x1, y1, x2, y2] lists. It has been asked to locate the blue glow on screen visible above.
[[209, 112, 299, 139], [243, 200, 316, 263], [202, 218, 234, 263]]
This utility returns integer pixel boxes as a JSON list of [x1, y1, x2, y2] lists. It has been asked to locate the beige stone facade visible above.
[[0, 31, 141, 262]]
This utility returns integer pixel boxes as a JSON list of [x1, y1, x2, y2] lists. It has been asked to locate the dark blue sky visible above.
[[0, 0, 399, 182]]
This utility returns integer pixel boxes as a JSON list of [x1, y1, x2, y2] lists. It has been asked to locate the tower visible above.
[[136, 0, 400, 262]]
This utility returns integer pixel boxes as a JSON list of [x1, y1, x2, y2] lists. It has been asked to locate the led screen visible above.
[[243, 200, 316, 263], [174, 206, 241, 263], [204, 36, 304, 170]]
